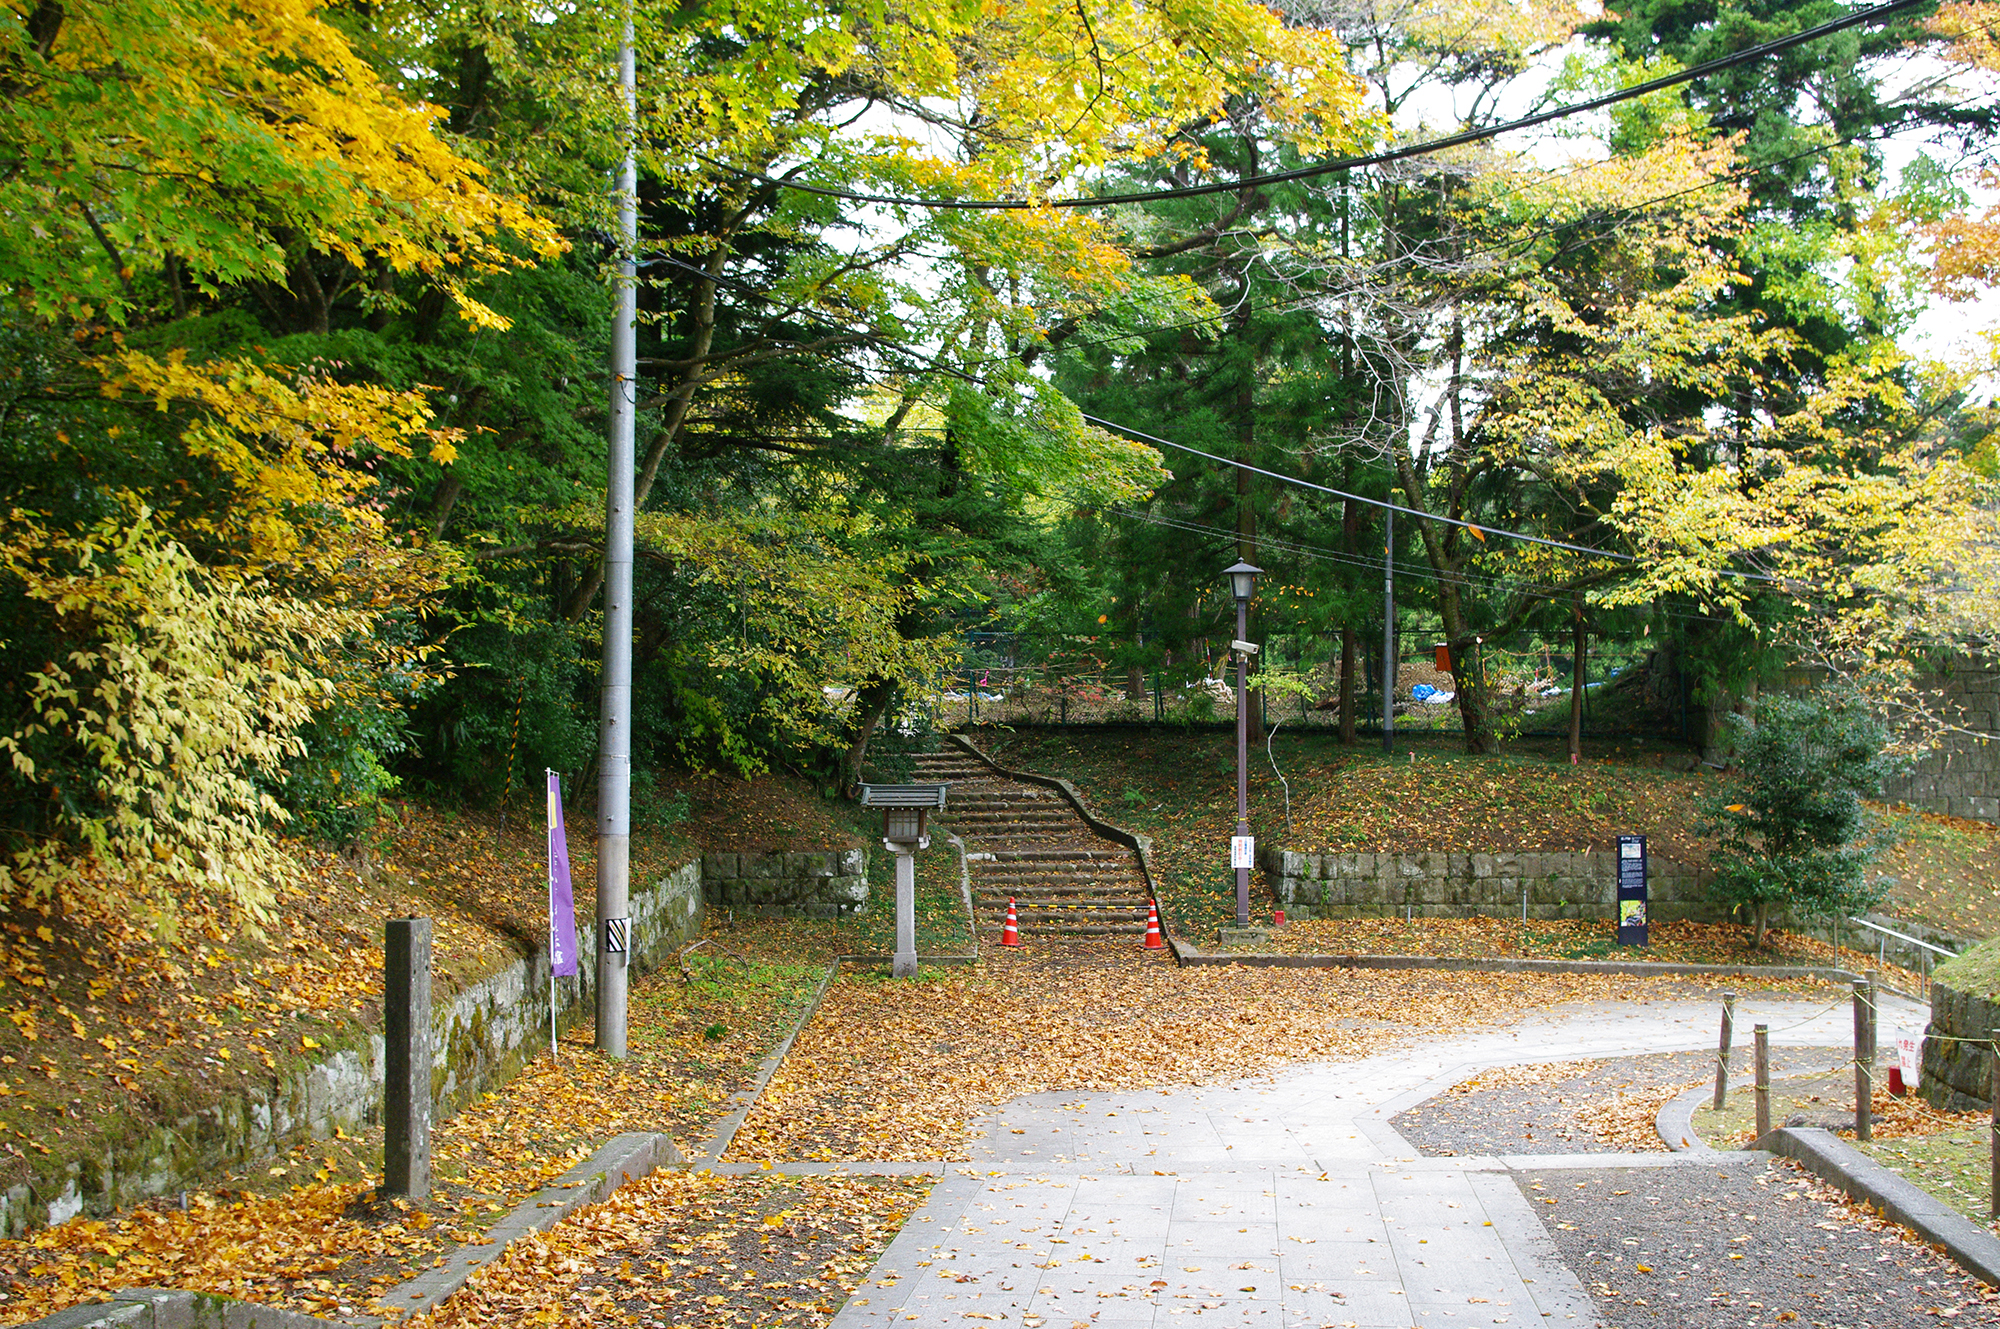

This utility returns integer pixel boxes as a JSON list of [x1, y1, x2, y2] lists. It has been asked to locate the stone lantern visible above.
[[858, 783, 948, 977]]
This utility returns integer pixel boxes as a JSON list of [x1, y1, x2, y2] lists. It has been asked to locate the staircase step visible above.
[[929, 740, 1167, 950], [977, 885, 1147, 902]]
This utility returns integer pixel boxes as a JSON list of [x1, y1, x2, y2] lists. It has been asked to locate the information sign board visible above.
[[1616, 834, 1648, 946]]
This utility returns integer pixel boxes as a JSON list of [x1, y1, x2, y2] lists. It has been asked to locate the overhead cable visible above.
[[712, 0, 1931, 211]]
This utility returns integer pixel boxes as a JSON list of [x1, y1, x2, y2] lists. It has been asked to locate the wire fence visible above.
[[918, 654, 1659, 737]]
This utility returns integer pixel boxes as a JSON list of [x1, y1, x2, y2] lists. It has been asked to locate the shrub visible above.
[[1702, 687, 1904, 946]]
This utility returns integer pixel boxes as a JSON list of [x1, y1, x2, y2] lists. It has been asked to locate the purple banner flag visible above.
[[547, 772, 580, 977]]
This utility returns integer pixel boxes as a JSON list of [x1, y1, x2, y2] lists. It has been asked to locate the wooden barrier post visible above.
[[1713, 991, 1736, 1110], [1853, 976, 1875, 1143], [384, 916, 432, 1198], [1753, 1023, 1770, 1142]]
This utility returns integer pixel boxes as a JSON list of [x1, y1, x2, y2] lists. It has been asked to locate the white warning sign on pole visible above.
[[1230, 836, 1255, 870], [1897, 1034, 1921, 1081]]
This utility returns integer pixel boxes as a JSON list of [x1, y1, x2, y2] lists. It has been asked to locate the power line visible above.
[[1106, 504, 1761, 627], [1081, 411, 1652, 561], [712, 0, 1931, 212]]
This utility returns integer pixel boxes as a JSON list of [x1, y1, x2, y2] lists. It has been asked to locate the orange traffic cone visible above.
[[1142, 900, 1164, 950], [1001, 898, 1022, 947]]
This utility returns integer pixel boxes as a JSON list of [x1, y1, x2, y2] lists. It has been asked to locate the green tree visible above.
[[1703, 689, 1904, 947]]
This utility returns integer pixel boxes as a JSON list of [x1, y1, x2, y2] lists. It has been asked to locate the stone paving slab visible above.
[[831, 991, 1922, 1329]]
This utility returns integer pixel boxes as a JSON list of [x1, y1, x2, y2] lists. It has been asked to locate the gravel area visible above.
[[1392, 1048, 1847, 1157], [1520, 1159, 2000, 1327]]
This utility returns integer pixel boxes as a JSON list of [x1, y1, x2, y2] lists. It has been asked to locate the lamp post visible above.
[[1224, 560, 1261, 928]]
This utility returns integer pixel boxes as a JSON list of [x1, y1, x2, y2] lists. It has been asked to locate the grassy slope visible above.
[[0, 762, 982, 1322], [0, 767, 877, 1222], [979, 727, 2000, 946]]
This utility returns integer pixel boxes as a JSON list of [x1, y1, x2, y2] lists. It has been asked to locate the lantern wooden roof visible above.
[[857, 783, 949, 808]]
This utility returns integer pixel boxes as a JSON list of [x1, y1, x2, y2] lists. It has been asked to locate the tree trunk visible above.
[[841, 678, 898, 791], [1752, 899, 1769, 949], [1569, 596, 1585, 763]]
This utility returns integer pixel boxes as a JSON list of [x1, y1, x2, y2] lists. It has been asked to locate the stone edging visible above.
[[1172, 949, 1863, 985], [22, 951, 880, 1329], [1759, 1126, 2000, 1287], [27, 1287, 344, 1328], [1657, 1082, 1724, 1156], [942, 734, 1179, 963], [691, 961, 843, 1171]]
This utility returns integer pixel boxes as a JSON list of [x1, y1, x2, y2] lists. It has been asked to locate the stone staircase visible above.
[[910, 747, 1158, 942]]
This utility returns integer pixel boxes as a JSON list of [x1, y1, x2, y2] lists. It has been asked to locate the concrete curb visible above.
[[1760, 1126, 2000, 1287], [944, 734, 1179, 964], [1169, 948, 1864, 985], [691, 961, 842, 1170], [1658, 1082, 1723, 1156], [366, 1130, 681, 1322], [26, 1287, 346, 1328]]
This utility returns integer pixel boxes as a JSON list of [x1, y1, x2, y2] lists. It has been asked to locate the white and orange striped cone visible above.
[[1001, 898, 1022, 947], [1142, 900, 1164, 950]]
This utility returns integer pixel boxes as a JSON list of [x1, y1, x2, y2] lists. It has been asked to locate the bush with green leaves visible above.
[[1702, 688, 1904, 946]]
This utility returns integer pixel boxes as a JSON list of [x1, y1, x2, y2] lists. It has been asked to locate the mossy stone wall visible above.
[[1923, 938, 2000, 1111], [0, 858, 703, 1236], [1260, 849, 1716, 922]]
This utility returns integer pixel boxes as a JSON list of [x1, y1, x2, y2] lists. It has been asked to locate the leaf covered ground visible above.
[[725, 945, 1827, 1164], [0, 767, 859, 1325], [413, 1170, 930, 1328], [0, 950, 822, 1324]]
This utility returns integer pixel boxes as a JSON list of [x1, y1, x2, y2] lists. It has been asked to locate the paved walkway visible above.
[[827, 989, 1926, 1329]]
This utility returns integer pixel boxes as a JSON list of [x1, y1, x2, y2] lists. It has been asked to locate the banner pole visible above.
[[547, 767, 561, 1067]]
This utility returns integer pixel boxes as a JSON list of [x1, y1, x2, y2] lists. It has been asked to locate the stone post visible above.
[[384, 917, 432, 1198], [889, 841, 918, 978]]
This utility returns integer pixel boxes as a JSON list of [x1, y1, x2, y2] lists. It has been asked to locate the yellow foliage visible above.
[[1, 0, 562, 326], [0, 511, 361, 935]]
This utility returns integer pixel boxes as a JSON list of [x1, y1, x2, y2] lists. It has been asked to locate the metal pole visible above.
[[1753, 1023, 1770, 1141], [1235, 593, 1250, 928], [595, 9, 637, 1060], [1714, 990, 1736, 1110], [1381, 509, 1395, 755]]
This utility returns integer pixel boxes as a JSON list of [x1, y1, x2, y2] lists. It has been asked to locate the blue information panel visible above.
[[1616, 834, 1648, 946]]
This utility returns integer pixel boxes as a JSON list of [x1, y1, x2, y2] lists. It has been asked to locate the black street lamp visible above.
[[1224, 559, 1261, 928]]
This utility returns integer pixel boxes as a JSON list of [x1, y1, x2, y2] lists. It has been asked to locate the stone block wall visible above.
[[702, 848, 869, 918], [1259, 849, 1718, 922], [1881, 661, 2000, 824], [1922, 978, 2000, 1112], [0, 858, 704, 1237]]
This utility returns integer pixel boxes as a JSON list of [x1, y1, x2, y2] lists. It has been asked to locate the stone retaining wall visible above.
[[702, 848, 869, 918], [1881, 660, 2000, 824], [0, 859, 704, 1237], [1260, 848, 1719, 922], [1924, 977, 2000, 1112]]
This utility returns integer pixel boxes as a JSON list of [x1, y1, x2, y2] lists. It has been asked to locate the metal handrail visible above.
[[1846, 915, 1957, 959]]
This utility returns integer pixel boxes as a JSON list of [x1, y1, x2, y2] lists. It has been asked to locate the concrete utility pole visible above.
[[596, 11, 637, 1059], [1382, 510, 1395, 754]]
